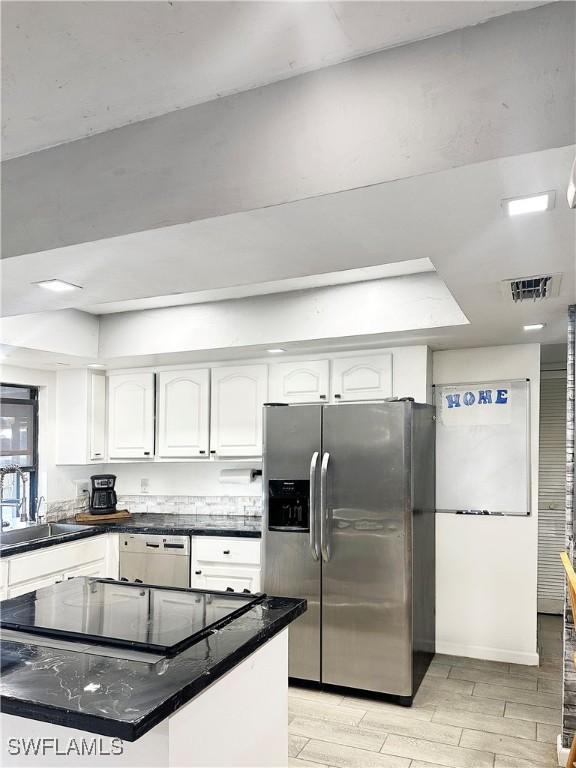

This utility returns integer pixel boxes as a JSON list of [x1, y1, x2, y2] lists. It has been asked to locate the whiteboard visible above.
[[435, 379, 530, 516]]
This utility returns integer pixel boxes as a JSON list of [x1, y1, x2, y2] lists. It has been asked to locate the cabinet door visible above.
[[191, 565, 260, 594], [89, 373, 107, 461], [102, 583, 149, 641], [108, 373, 155, 458], [268, 360, 329, 404], [149, 591, 197, 645], [210, 365, 268, 456], [331, 354, 393, 401], [157, 369, 209, 457]]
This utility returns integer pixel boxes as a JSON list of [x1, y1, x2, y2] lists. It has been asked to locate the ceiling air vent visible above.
[[502, 274, 562, 302]]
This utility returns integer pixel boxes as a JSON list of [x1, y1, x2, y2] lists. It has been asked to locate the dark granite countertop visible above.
[[0, 583, 305, 741], [0, 514, 262, 557]]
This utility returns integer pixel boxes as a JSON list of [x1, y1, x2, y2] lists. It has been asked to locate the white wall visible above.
[[99, 275, 465, 358], [433, 344, 540, 665], [111, 462, 262, 499], [0, 310, 98, 356]]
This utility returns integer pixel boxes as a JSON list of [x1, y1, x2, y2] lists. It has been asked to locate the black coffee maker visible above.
[[89, 474, 117, 514]]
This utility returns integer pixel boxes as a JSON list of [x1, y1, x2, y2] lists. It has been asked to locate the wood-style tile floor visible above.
[[288, 614, 562, 768]]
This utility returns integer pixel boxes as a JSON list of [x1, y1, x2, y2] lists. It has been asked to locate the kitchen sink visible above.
[[1, 523, 94, 547]]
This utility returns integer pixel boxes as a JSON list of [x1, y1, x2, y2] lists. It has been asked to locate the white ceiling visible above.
[[1, 0, 547, 159], [2, 145, 574, 356]]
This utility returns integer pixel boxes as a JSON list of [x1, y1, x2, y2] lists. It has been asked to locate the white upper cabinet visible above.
[[108, 372, 155, 459], [268, 360, 329, 404], [56, 369, 107, 464], [331, 354, 393, 401], [210, 365, 268, 456], [157, 369, 210, 458]]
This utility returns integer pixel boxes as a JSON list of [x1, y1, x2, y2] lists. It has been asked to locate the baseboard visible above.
[[435, 640, 540, 666], [557, 734, 568, 766]]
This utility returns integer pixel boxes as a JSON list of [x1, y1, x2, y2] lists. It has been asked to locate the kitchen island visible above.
[[0, 578, 305, 767]]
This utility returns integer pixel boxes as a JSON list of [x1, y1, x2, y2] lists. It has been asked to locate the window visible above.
[[0, 383, 39, 526]]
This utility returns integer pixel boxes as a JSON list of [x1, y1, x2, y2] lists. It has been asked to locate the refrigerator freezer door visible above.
[[321, 402, 413, 695], [262, 404, 322, 682]]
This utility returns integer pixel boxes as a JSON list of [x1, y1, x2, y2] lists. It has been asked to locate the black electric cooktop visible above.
[[0, 578, 265, 656]]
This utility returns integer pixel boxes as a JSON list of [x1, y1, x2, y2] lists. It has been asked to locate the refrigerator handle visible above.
[[320, 452, 331, 562], [310, 451, 320, 560], [309, 451, 320, 560]]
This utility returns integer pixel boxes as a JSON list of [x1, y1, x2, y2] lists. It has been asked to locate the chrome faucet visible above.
[[0, 465, 28, 527]]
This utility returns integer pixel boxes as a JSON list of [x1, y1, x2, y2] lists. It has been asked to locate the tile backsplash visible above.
[[47, 494, 262, 521], [46, 494, 89, 521], [117, 495, 262, 516]]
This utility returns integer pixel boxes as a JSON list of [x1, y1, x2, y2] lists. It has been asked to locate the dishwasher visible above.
[[119, 534, 191, 587]]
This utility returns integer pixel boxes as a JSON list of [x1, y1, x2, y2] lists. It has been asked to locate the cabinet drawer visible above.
[[193, 536, 261, 566], [191, 565, 260, 594], [7, 573, 62, 598], [8, 537, 107, 585]]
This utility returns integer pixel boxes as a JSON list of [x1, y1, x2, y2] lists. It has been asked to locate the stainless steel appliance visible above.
[[262, 401, 435, 703], [119, 534, 191, 588], [89, 474, 117, 514]]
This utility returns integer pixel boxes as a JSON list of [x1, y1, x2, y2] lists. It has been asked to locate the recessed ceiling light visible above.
[[33, 279, 83, 292], [88, 363, 106, 368], [502, 191, 556, 217], [523, 323, 545, 331], [267, 348, 286, 354]]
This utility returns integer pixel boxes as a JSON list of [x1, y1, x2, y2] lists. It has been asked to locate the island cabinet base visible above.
[[1, 629, 289, 768]]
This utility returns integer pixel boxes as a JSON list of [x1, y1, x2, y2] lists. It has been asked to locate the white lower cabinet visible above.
[[63, 559, 107, 581], [0, 560, 8, 600], [3, 534, 115, 599], [102, 582, 149, 640], [7, 573, 62, 599], [190, 536, 261, 593], [192, 566, 260, 594]]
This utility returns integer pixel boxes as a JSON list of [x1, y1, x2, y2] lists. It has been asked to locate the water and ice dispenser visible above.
[[268, 479, 310, 531]]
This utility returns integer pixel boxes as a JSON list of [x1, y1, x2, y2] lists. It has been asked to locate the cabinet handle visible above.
[[195, 570, 202, 575], [94, 453, 102, 457], [223, 550, 231, 555], [210, 450, 216, 455], [144, 451, 151, 456], [319, 395, 327, 400], [334, 394, 341, 399], [199, 450, 206, 454]]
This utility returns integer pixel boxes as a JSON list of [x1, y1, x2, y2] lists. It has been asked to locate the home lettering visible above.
[[445, 388, 508, 408]]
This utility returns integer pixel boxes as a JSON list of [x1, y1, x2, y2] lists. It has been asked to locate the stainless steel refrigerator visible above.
[[262, 401, 435, 703]]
